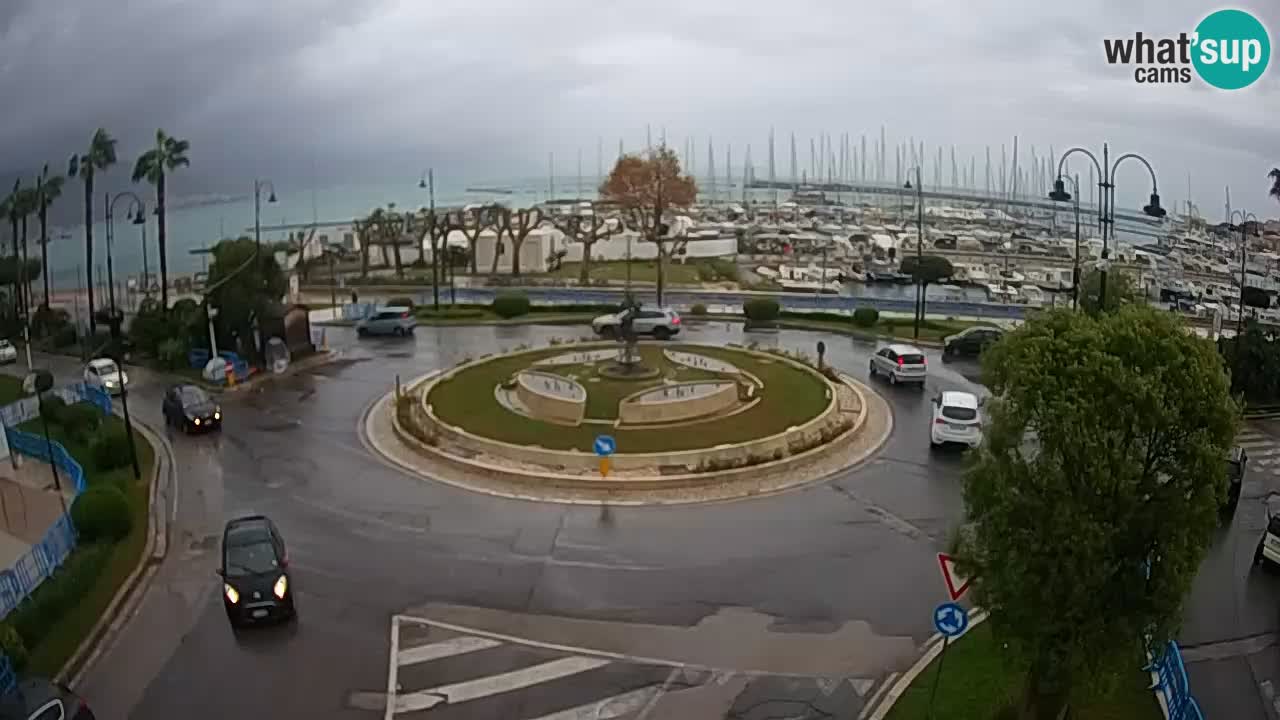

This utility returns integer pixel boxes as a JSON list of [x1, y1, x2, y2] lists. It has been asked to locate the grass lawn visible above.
[[885, 623, 1161, 720], [548, 259, 729, 285], [0, 374, 24, 405], [427, 343, 830, 452], [8, 413, 155, 678]]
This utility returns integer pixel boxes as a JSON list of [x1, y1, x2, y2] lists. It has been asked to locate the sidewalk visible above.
[[0, 457, 73, 566]]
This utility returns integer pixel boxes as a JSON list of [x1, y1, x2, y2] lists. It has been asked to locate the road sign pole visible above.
[[926, 636, 950, 720]]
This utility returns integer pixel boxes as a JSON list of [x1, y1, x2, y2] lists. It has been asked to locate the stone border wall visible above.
[[416, 341, 847, 474], [617, 381, 739, 425], [515, 371, 586, 425]]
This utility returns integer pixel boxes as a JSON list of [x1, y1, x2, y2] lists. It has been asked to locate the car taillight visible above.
[[401, 311, 409, 319], [935, 418, 947, 424], [897, 357, 904, 367], [671, 316, 680, 325]]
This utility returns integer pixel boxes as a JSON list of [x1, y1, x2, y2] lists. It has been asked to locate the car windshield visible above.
[[942, 406, 978, 421], [225, 540, 279, 577], [96, 361, 119, 375], [0, 340, 10, 349], [179, 387, 210, 407]]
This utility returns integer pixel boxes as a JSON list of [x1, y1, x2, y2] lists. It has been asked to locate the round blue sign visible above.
[[593, 435, 617, 457], [933, 602, 969, 638]]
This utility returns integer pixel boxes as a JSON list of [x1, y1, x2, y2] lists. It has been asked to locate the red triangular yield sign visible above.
[[938, 553, 971, 601]]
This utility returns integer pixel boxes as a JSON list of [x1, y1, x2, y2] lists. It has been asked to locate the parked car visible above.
[[868, 343, 928, 387], [356, 306, 417, 337], [82, 358, 129, 396], [592, 307, 682, 340], [942, 326, 1004, 358], [0, 339, 17, 365], [162, 383, 222, 433], [219, 515, 295, 628], [0, 678, 96, 719], [930, 390, 983, 449]]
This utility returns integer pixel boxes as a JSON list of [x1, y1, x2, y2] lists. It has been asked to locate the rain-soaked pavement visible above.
[[64, 322, 990, 719]]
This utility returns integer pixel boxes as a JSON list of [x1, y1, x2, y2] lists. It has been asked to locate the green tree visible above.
[[960, 306, 1238, 719], [34, 164, 64, 307], [1077, 268, 1136, 313], [899, 254, 953, 327], [1, 184, 19, 321], [132, 129, 190, 312], [206, 237, 285, 362], [69, 128, 118, 336], [11, 186, 38, 320], [1269, 167, 1280, 205]]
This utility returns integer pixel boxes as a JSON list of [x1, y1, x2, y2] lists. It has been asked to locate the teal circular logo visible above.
[[1192, 9, 1270, 90]]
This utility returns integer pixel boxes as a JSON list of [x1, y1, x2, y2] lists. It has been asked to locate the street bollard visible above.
[[395, 374, 401, 400], [226, 361, 237, 388]]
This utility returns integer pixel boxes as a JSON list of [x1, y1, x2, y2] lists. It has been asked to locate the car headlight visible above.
[[273, 574, 288, 599], [104, 379, 117, 386], [213, 410, 221, 420], [193, 417, 201, 426], [224, 584, 240, 604]]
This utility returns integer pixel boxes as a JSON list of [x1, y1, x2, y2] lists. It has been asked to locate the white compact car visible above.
[[869, 343, 928, 386], [0, 339, 16, 364], [930, 390, 983, 449], [84, 357, 129, 396]]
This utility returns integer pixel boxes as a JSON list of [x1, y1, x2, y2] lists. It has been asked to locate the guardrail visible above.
[[1147, 640, 1203, 720]]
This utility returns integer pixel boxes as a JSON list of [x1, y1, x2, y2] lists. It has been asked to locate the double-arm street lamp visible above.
[[1050, 174, 1083, 309], [903, 167, 924, 339], [253, 179, 277, 250], [104, 191, 144, 481], [1051, 144, 1166, 310]]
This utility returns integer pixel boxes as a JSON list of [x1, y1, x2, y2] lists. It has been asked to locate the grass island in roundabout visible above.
[[389, 339, 891, 502]]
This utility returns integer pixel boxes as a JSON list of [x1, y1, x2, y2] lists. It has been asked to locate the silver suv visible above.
[[356, 306, 417, 337], [592, 307, 682, 340]]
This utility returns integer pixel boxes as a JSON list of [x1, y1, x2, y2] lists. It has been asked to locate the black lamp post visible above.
[[904, 167, 924, 339], [253, 179, 277, 250], [1050, 173, 1083, 309], [1229, 210, 1259, 383], [105, 191, 144, 481], [25, 370, 65, 513], [419, 169, 441, 311], [1052, 144, 1165, 311]]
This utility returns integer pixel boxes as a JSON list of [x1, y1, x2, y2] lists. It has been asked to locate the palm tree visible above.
[[0, 184, 17, 320], [1269, 168, 1280, 205], [69, 128, 117, 335], [34, 164, 64, 307], [11, 186, 38, 321], [132, 129, 190, 311]]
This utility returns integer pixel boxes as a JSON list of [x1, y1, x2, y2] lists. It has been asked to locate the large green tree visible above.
[[899, 254, 953, 328], [1078, 268, 1137, 314], [132, 129, 190, 312], [1, 183, 19, 321], [206, 237, 286, 363], [12, 186, 38, 319], [69, 128, 118, 335], [961, 306, 1238, 719], [1269, 167, 1280, 205], [34, 164, 64, 307]]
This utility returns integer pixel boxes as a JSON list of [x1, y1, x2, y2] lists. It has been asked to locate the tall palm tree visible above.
[[132, 129, 190, 311], [35, 164, 64, 307], [1269, 168, 1280, 205], [12, 186, 37, 321], [1, 184, 17, 321], [69, 128, 117, 335]]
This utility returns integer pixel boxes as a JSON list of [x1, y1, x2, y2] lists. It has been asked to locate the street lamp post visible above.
[[105, 191, 145, 481], [419, 170, 440, 311], [903, 167, 924, 339], [1051, 174, 1083, 309], [1229, 209, 1259, 388], [1051, 144, 1165, 311], [253, 179, 277, 250]]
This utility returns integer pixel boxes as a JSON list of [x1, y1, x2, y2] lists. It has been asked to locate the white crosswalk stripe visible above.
[[397, 636, 502, 667], [395, 656, 614, 713]]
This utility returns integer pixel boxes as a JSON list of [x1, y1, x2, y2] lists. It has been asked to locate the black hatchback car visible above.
[[942, 326, 1004, 358], [0, 678, 95, 719], [162, 384, 221, 433], [218, 515, 295, 627]]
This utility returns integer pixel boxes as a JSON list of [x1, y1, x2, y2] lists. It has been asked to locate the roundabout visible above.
[[379, 339, 893, 503]]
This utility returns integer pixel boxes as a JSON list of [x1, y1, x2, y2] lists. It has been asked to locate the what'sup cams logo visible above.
[[1103, 9, 1270, 89]]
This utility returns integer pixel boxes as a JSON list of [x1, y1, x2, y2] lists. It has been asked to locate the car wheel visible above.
[[889, 373, 898, 386], [393, 326, 404, 337], [1256, 540, 1265, 566], [601, 326, 618, 339], [868, 360, 877, 378], [943, 344, 954, 358], [653, 327, 671, 340], [357, 327, 368, 338]]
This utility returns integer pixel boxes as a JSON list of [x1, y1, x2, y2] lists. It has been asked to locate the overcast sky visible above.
[[2, 0, 1278, 220]]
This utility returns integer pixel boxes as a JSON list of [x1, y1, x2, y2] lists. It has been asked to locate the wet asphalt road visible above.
[[63, 322, 989, 720]]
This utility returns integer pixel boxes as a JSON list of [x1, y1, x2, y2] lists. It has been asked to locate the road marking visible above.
[[526, 686, 658, 720], [397, 636, 501, 667], [1241, 441, 1280, 452], [394, 656, 612, 713], [385, 616, 401, 720]]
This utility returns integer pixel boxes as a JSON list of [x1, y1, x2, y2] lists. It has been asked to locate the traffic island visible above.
[[364, 341, 893, 504]]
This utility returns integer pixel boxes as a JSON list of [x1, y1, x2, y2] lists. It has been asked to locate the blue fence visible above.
[[4, 429, 86, 495], [1147, 641, 1203, 720], [0, 515, 78, 620], [0, 383, 111, 429]]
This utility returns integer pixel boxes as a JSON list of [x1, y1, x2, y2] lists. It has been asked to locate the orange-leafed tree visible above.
[[598, 146, 697, 305]]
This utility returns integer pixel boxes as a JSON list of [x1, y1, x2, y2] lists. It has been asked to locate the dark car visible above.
[[942, 326, 1004, 358], [162, 384, 221, 433], [218, 515, 295, 627], [0, 678, 95, 719]]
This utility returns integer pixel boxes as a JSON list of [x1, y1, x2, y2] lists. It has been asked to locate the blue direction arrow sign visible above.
[[593, 435, 617, 457], [933, 602, 969, 638]]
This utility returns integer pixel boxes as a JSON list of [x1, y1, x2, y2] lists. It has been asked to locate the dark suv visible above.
[[218, 515, 295, 628]]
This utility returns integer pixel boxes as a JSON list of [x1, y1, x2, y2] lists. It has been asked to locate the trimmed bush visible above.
[[742, 298, 781, 323], [156, 338, 188, 370], [91, 426, 133, 472], [386, 296, 415, 309], [8, 542, 111, 660], [852, 307, 879, 328], [61, 402, 102, 444], [690, 303, 708, 316], [40, 396, 67, 426], [491, 292, 531, 319], [0, 622, 27, 672], [70, 485, 132, 543]]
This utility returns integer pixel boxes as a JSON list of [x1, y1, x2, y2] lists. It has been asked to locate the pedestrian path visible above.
[[385, 614, 874, 719], [1238, 427, 1280, 475]]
